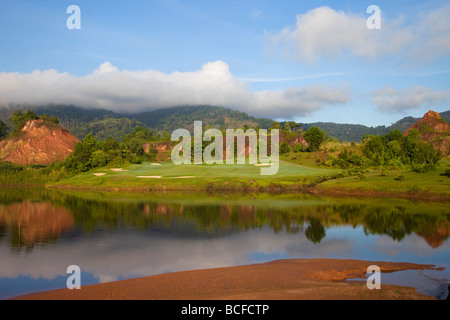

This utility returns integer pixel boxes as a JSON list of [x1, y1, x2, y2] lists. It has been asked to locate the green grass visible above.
[[280, 151, 329, 167], [50, 160, 340, 191], [316, 163, 450, 199], [48, 156, 450, 200]]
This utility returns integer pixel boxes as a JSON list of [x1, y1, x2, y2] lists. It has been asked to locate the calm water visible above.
[[0, 188, 449, 299]]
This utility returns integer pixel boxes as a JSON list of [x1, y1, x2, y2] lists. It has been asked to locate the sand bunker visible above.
[[167, 176, 195, 179], [110, 168, 128, 172], [254, 163, 275, 166], [93, 173, 106, 176], [150, 163, 161, 166], [136, 176, 162, 179]]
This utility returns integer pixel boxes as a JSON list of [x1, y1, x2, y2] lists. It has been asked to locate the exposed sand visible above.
[[136, 176, 195, 179], [110, 168, 128, 172], [93, 173, 106, 176], [150, 163, 161, 166], [136, 176, 162, 179], [12, 259, 442, 300], [166, 176, 195, 179], [254, 163, 275, 166]]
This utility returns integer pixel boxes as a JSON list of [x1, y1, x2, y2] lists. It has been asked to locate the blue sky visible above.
[[0, 0, 449, 126]]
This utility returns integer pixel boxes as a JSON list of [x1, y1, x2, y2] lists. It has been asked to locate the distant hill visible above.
[[0, 104, 448, 143], [0, 105, 273, 140], [301, 110, 449, 142], [403, 110, 450, 157], [122, 105, 274, 132]]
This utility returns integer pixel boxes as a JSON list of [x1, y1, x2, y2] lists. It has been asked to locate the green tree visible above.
[[0, 119, 9, 140], [9, 110, 39, 135], [303, 126, 327, 152], [125, 138, 144, 156], [102, 137, 120, 153], [271, 121, 282, 130], [89, 151, 108, 168], [284, 121, 302, 133], [279, 141, 291, 154], [82, 133, 97, 151], [293, 143, 303, 153]]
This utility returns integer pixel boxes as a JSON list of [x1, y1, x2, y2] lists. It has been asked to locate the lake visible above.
[[0, 188, 449, 299]]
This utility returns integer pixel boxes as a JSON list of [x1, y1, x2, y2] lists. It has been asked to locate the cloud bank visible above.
[[0, 61, 350, 119], [370, 86, 450, 113], [266, 5, 450, 64]]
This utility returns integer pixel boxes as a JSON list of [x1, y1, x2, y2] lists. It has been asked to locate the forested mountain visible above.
[[123, 105, 273, 132], [300, 110, 449, 142], [0, 104, 447, 142], [0, 105, 273, 140]]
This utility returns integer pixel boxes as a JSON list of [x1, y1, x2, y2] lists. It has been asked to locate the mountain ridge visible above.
[[0, 104, 448, 142]]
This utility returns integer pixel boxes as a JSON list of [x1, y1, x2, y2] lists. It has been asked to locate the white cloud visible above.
[[266, 5, 450, 64], [0, 61, 350, 119], [250, 9, 262, 20], [370, 86, 450, 113], [413, 4, 450, 63], [0, 226, 337, 283]]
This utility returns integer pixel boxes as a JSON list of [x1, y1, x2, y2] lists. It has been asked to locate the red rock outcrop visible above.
[[403, 110, 450, 157], [0, 119, 79, 165]]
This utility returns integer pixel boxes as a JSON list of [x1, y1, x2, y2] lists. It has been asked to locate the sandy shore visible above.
[[12, 259, 443, 300]]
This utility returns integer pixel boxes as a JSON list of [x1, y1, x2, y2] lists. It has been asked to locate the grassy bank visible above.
[[313, 166, 450, 200], [49, 161, 340, 192], [45, 159, 450, 200]]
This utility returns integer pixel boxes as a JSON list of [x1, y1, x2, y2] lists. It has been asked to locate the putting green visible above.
[[101, 161, 338, 178], [53, 160, 341, 190]]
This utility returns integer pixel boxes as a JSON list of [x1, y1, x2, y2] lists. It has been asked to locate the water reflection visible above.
[[0, 188, 448, 299], [0, 188, 448, 249], [0, 201, 73, 251]]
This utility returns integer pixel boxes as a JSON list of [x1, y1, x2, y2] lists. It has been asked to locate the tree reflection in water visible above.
[[0, 188, 448, 250]]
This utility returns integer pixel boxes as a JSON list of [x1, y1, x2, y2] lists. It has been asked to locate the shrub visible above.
[[89, 151, 108, 168], [412, 163, 436, 173], [357, 173, 366, 180], [303, 126, 327, 152], [394, 174, 405, 181], [0, 162, 24, 173], [440, 169, 450, 178], [293, 143, 303, 153], [279, 141, 291, 154], [336, 171, 349, 179]]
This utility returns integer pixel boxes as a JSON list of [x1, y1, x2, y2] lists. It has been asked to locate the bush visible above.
[[356, 173, 367, 180], [89, 151, 108, 168], [394, 175, 405, 181], [336, 171, 349, 179], [303, 126, 327, 152], [9, 110, 39, 135], [412, 163, 436, 173], [0, 162, 24, 173], [440, 169, 450, 178], [293, 143, 303, 153], [279, 141, 291, 154]]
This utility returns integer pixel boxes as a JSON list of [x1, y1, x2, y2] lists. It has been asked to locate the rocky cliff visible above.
[[403, 110, 450, 157], [0, 119, 79, 165]]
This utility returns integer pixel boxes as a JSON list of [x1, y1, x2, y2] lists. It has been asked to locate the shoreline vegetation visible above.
[[0, 110, 448, 201], [1, 159, 449, 201], [38, 157, 450, 202], [11, 258, 442, 300], [0, 164, 450, 201]]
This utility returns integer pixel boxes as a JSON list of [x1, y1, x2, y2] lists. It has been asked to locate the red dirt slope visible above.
[[404, 110, 450, 157], [0, 119, 79, 165]]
